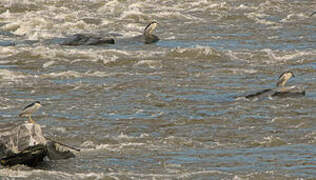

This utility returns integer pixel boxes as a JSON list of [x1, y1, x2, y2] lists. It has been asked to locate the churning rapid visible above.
[[0, 0, 315, 179]]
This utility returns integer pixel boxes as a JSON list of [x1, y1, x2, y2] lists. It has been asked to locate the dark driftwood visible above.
[[59, 34, 115, 46], [0, 144, 47, 166], [244, 86, 305, 100], [0, 122, 76, 167], [245, 88, 273, 99], [271, 86, 306, 98]]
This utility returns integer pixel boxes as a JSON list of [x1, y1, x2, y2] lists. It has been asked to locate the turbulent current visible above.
[[0, 0, 315, 179]]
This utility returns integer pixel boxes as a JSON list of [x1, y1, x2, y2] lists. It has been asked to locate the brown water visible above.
[[0, 0, 315, 179]]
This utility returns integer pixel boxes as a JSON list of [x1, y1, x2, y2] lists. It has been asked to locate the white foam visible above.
[[42, 60, 55, 68], [0, 4, 97, 40], [153, 11, 201, 21], [0, 47, 18, 58], [226, 68, 257, 74], [169, 45, 225, 60], [263, 49, 314, 63], [134, 60, 162, 69], [0, 69, 28, 81], [97, 0, 123, 15], [280, 13, 308, 23], [80, 140, 95, 148], [80, 141, 146, 153], [0, 9, 12, 19], [41, 70, 114, 79], [107, 170, 231, 178], [0, 168, 106, 179], [246, 11, 280, 26], [101, 55, 119, 65], [119, 4, 147, 21], [0, 21, 20, 32], [0, 168, 229, 179]]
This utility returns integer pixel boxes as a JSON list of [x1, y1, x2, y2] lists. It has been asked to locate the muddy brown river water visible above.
[[0, 0, 315, 179]]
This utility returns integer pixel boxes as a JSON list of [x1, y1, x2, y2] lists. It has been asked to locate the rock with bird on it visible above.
[[0, 122, 77, 167]]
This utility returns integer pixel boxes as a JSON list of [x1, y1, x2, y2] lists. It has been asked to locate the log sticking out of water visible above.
[[244, 88, 274, 99], [0, 122, 77, 167], [271, 86, 306, 98], [59, 34, 115, 46], [244, 85, 305, 100]]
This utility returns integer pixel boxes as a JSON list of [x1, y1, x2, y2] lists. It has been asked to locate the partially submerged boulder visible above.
[[0, 122, 77, 167], [0, 144, 47, 167]]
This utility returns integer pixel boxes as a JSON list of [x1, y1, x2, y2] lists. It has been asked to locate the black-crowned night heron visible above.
[[276, 71, 295, 87], [143, 21, 159, 44], [19, 101, 42, 124], [244, 71, 303, 99]]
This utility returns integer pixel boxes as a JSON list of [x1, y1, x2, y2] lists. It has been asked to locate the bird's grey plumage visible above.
[[276, 71, 295, 87], [144, 21, 158, 35], [143, 21, 159, 44], [19, 101, 42, 123]]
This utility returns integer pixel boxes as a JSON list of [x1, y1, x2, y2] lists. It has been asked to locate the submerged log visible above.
[[0, 122, 77, 167]]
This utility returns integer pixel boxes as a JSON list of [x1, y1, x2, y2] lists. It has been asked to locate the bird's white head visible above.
[[34, 101, 42, 108]]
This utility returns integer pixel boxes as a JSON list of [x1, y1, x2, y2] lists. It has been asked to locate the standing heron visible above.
[[244, 71, 303, 99], [276, 71, 295, 87], [143, 21, 159, 44], [19, 101, 42, 124]]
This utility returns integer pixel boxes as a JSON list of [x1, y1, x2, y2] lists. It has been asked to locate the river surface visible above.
[[0, 0, 315, 179]]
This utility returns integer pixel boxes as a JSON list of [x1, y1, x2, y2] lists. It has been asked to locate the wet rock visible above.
[[0, 144, 47, 167], [0, 122, 76, 167], [144, 34, 159, 44]]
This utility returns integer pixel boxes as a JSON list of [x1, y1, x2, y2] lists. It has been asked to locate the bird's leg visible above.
[[28, 116, 35, 124]]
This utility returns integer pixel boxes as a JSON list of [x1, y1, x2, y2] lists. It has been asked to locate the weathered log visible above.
[[244, 88, 274, 99], [271, 86, 306, 98], [244, 85, 305, 100], [0, 122, 77, 167], [46, 34, 115, 46]]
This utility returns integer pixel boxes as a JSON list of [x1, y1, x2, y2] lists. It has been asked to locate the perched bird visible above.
[[276, 71, 295, 87], [19, 101, 42, 124], [244, 71, 304, 99], [143, 21, 159, 44]]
